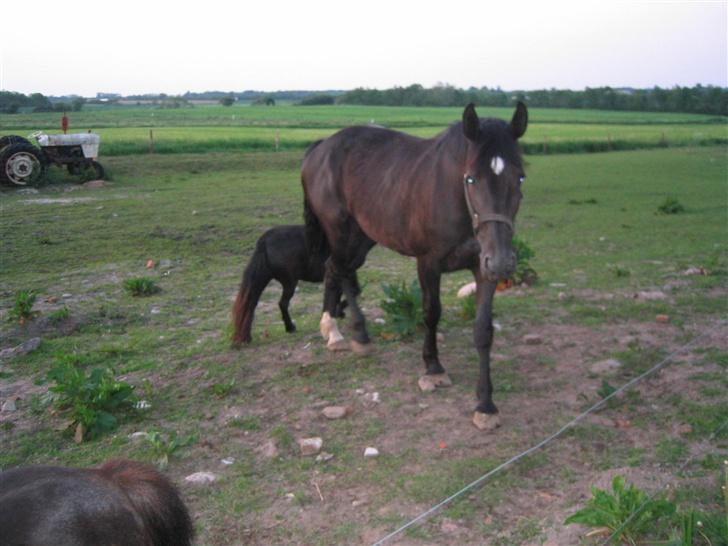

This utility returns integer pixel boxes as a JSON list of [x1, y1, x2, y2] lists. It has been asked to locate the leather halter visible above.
[[463, 174, 514, 234]]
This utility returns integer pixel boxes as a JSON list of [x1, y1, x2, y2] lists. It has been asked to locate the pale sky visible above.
[[1, 0, 725, 96]]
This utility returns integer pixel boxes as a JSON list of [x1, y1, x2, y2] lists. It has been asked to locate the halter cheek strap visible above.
[[463, 175, 514, 233]]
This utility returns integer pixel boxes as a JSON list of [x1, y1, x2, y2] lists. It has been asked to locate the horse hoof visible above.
[[472, 411, 501, 431], [418, 373, 452, 392], [327, 339, 350, 352], [350, 340, 372, 354]]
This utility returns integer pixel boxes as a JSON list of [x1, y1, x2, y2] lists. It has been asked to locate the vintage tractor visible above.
[[0, 132, 104, 186]]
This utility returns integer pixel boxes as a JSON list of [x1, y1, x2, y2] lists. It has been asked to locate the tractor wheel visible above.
[[0, 135, 32, 151], [0, 143, 46, 186], [91, 161, 105, 180]]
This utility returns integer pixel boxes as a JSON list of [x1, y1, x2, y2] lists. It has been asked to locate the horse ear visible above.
[[462, 103, 480, 141], [511, 101, 528, 139]]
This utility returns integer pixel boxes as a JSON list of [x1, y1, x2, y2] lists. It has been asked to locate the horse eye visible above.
[[465, 175, 476, 185], [519, 176, 526, 184]]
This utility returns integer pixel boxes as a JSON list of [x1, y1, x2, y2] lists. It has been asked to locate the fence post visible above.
[[149, 129, 154, 154]]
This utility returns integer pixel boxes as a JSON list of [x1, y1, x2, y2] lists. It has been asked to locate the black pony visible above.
[[303, 103, 528, 430], [231, 225, 345, 346], [0, 459, 194, 546]]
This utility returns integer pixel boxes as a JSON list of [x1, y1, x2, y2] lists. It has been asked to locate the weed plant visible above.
[[380, 280, 423, 338], [123, 277, 160, 296], [8, 290, 38, 324]]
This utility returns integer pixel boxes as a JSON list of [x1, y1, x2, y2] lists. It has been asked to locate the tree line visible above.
[[0, 91, 86, 114], [337, 84, 727, 116]]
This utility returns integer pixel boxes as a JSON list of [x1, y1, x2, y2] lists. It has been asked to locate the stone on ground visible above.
[[298, 437, 323, 456], [185, 471, 218, 485], [322, 406, 350, 420], [590, 358, 622, 374]]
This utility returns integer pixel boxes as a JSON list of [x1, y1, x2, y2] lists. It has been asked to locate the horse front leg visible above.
[[416, 259, 451, 391], [472, 276, 500, 431]]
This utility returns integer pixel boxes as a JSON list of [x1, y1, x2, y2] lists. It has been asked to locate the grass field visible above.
[[0, 105, 726, 545]]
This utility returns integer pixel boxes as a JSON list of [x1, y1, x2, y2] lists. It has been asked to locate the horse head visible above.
[[462, 102, 528, 281]]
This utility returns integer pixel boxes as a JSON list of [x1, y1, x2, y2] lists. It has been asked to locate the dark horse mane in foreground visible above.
[[0, 459, 194, 546], [231, 224, 346, 346], [302, 103, 528, 430]]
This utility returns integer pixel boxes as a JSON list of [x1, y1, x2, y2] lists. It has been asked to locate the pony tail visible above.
[[231, 237, 272, 346], [96, 459, 194, 546]]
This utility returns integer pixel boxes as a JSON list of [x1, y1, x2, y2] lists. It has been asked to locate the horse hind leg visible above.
[[279, 279, 297, 333]]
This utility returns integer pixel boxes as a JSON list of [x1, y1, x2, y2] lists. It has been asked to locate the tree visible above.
[[219, 96, 235, 107]]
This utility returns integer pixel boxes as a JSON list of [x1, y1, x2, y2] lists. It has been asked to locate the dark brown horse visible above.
[[0, 459, 194, 546], [231, 225, 346, 346], [302, 103, 527, 430]]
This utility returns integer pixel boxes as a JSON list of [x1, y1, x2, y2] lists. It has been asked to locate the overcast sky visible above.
[[1, 0, 725, 96]]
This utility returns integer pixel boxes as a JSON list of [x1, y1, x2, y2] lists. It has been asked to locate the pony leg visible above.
[[472, 275, 500, 431], [279, 279, 297, 333], [416, 259, 450, 392]]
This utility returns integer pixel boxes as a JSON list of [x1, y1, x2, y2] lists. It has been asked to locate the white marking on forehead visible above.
[[490, 156, 505, 176]]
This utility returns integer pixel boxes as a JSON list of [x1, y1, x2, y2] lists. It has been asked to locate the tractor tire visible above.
[[0, 135, 32, 152], [0, 143, 46, 186], [90, 161, 105, 180]]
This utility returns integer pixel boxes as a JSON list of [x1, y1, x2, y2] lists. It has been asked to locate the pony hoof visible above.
[[327, 339, 350, 352], [418, 373, 452, 392], [350, 340, 372, 354], [472, 411, 501, 431]]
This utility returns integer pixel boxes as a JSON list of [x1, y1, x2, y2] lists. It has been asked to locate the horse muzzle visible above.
[[480, 251, 516, 281]]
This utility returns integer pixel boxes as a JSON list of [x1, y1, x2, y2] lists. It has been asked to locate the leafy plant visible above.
[[460, 294, 477, 320], [658, 196, 685, 214], [610, 264, 632, 278], [511, 236, 538, 285], [380, 280, 423, 337], [145, 430, 197, 469], [123, 277, 160, 296], [47, 355, 137, 440], [8, 290, 38, 324], [565, 475, 675, 545]]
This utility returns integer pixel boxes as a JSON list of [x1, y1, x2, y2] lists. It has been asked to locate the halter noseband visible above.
[[463, 174, 514, 234]]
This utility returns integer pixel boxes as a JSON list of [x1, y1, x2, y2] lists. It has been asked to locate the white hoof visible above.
[[418, 373, 453, 392], [472, 412, 501, 431]]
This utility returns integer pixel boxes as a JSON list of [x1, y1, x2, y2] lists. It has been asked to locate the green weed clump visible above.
[[47, 355, 137, 440], [145, 430, 197, 469], [658, 196, 686, 214], [380, 280, 423, 338], [512, 236, 538, 285], [8, 290, 38, 324], [565, 475, 675, 544], [48, 306, 70, 324], [123, 277, 160, 296]]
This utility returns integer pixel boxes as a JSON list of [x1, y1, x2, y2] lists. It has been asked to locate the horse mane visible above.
[[96, 459, 194, 546], [434, 118, 523, 168]]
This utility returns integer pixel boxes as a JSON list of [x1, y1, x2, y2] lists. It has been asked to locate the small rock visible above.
[[457, 282, 477, 298], [656, 314, 670, 323], [374, 318, 386, 325], [2, 399, 17, 412], [150, 307, 161, 315], [364, 447, 379, 458], [322, 406, 350, 420], [259, 439, 279, 459], [549, 282, 567, 288], [493, 321, 502, 332], [634, 290, 667, 300], [221, 458, 235, 465], [558, 292, 567, 301], [351, 499, 368, 507], [523, 334, 542, 345], [364, 392, 380, 404], [134, 400, 151, 410], [355, 388, 365, 395], [146, 259, 155, 269], [184, 472, 217, 485], [159, 259, 173, 269], [299, 437, 323, 456], [316, 452, 334, 462], [436, 332, 445, 343], [683, 267, 707, 276], [0, 338, 42, 361], [62, 293, 73, 298], [129, 431, 149, 443], [590, 358, 622, 374]]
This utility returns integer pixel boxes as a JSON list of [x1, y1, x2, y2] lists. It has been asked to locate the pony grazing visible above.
[[302, 103, 528, 430], [231, 225, 346, 346], [0, 458, 194, 546]]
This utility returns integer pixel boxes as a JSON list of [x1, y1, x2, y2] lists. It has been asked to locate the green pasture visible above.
[[0, 101, 726, 544]]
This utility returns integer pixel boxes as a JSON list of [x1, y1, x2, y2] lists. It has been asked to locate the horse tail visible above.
[[232, 236, 272, 346], [96, 459, 194, 546]]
